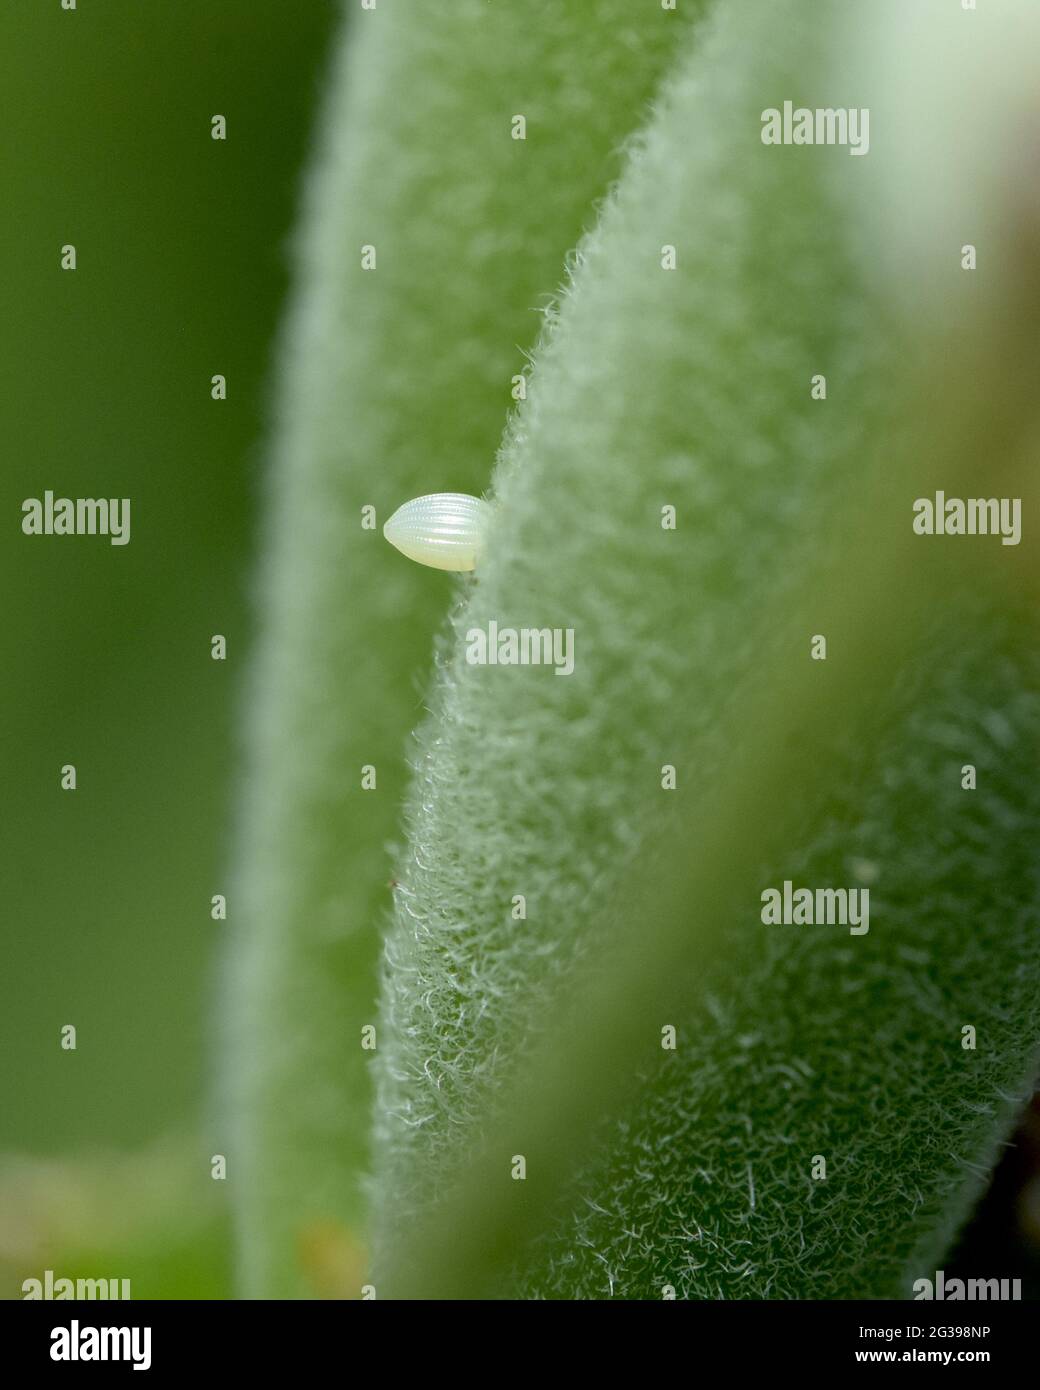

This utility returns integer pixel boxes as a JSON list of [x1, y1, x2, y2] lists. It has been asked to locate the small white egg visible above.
[[383, 492, 492, 572]]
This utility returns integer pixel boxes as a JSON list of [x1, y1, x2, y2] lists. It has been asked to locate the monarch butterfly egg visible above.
[[383, 492, 492, 572]]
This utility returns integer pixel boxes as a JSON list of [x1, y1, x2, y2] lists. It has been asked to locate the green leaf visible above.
[[223, 0, 705, 1297], [372, 0, 1040, 1298]]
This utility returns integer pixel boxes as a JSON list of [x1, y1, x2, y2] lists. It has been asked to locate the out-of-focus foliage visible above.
[[0, 0, 336, 1297], [0, 1142, 229, 1301]]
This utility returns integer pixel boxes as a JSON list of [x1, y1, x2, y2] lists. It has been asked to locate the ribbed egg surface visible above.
[[383, 492, 492, 571]]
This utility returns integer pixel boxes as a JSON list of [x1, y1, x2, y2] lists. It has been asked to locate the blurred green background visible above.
[[1, 0, 338, 1296]]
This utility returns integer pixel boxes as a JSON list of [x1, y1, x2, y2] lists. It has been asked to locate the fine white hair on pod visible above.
[[383, 493, 492, 572]]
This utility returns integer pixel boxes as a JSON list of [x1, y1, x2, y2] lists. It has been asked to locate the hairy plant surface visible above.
[[224, 0, 702, 1297], [370, 0, 1040, 1298], [225, 0, 1040, 1299]]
